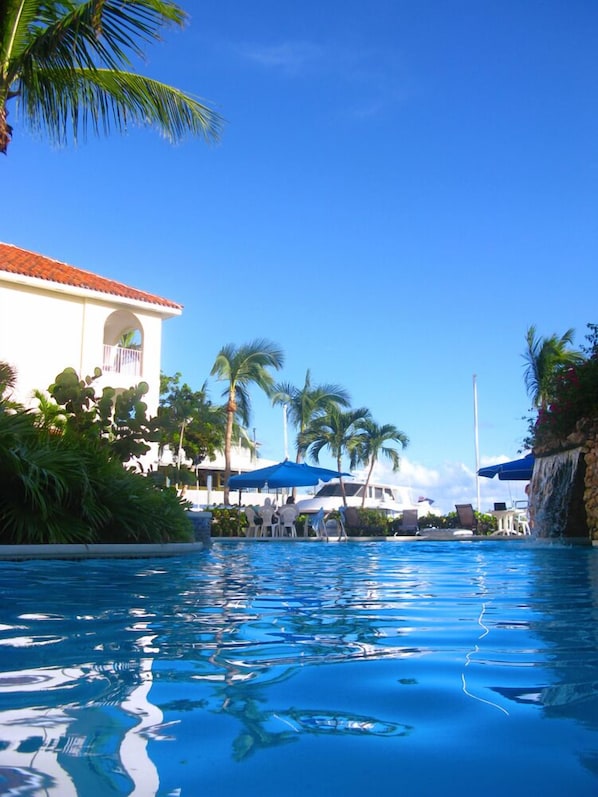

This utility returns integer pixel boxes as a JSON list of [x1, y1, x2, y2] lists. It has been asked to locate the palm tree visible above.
[[211, 340, 284, 504], [299, 406, 371, 506], [350, 419, 409, 508], [31, 389, 67, 431], [118, 330, 141, 350], [0, 360, 17, 401], [523, 325, 584, 409], [271, 369, 350, 462], [0, 0, 223, 155]]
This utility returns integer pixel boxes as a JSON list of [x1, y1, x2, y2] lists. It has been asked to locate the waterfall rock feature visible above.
[[530, 448, 589, 540]]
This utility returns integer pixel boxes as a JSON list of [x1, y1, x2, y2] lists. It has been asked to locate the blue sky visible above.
[[3, 0, 597, 512]]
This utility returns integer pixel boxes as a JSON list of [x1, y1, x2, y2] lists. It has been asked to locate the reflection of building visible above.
[[0, 660, 165, 795], [0, 242, 181, 418]]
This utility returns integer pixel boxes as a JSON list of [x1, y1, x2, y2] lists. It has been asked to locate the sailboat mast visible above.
[[473, 374, 481, 512]]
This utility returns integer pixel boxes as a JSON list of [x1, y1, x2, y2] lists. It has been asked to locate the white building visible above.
[[0, 242, 280, 492], [0, 242, 181, 416]]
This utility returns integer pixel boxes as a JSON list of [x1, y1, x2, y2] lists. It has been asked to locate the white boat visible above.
[[294, 480, 435, 517]]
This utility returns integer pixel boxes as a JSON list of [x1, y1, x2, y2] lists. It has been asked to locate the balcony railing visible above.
[[103, 344, 142, 377]]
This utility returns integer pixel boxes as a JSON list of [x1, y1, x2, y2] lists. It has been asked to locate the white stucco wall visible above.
[[0, 280, 86, 404], [0, 275, 176, 418]]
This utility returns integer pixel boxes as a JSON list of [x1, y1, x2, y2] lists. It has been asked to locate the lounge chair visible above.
[[455, 504, 478, 534], [395, 509, 419, 535]]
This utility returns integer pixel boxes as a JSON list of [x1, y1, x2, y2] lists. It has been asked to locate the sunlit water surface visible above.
[[0, 540, 597, 796]]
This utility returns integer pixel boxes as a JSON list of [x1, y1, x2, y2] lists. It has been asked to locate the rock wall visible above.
[[534, 418, 597, 541], [582, 431, 598, 540]]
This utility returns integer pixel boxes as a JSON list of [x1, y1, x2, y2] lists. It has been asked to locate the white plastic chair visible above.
[[515, 512, 531, 535], [278, 504, 298, 537], [258, 501, 278, 537], [243, 506, 259, 537]]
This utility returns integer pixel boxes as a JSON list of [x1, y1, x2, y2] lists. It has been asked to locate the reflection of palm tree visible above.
[[351, 419, 409, 508], [271, 369, 350, 462], [523, 325, 584, 410], [299, 407, 371, 505], [211, 340, 284, 504], [195, 549, 393, 760], [0, 1, 222, 155]]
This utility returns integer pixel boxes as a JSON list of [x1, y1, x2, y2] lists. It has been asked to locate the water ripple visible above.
[[0, 542, 596, 795]]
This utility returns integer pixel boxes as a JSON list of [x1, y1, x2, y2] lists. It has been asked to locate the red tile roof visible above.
[[0, 242, 182, 311]]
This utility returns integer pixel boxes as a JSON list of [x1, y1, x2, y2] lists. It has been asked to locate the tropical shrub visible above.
[[91, 469, 193, 544], [209, 507, 245, 537], [526, 323, 598, 451], [49, 367, 159, 464], [0, 403, 193, 545], [341, 508, 390, 536], [415, 513, 450, 529], [0, 409, 98, 544], [443, 510, 497, 535], [533, 357, 598, 448]]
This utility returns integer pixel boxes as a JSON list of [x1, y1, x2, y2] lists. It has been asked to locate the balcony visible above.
[[103, 344, 142, 377]]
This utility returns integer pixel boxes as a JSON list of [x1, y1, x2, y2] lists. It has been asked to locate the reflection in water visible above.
[[0, 543, 596, 795]]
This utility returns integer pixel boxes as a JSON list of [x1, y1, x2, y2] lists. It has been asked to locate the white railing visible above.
[[103, 344, 142, 376]]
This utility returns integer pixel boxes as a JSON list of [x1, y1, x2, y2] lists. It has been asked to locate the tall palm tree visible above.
[[211, 340, 284, 504], [523, 325, 584, 410], [0, 0, 223, 155], [350, 419, 409, 508], [271, 369, 351, 462], [299, 406, 371, 506]]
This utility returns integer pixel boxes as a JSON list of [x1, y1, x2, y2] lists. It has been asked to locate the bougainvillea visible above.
[[533, 350, 598, 448]]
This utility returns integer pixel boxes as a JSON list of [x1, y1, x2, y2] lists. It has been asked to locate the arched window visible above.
[[103, 311, 143, 377]]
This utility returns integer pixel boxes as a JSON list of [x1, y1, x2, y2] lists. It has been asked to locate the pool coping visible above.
[[0, 542, 207, 560]]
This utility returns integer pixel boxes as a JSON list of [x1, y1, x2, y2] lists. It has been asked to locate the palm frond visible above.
[[1, 1, 41, 67], [21, 67, 222, 144], [0, 360, 18, 398], [11, 1, 186, 71], [1, 1, 223, 152]]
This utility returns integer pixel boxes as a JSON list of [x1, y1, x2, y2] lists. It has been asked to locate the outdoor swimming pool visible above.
[[0, 540, 597, 796]]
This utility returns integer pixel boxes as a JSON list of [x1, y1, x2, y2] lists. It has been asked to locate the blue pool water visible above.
[[0, 540, 597, 796]]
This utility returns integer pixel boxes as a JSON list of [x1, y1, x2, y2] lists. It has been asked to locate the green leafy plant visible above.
[[0, 385, 193, 545], [534, 357, 598, 447], [49, 367, 159, 464], [209, 507, 245, 537]]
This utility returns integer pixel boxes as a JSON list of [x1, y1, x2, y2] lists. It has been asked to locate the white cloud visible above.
[[235, 41, 324, 76], [230, 38, 409, 117]]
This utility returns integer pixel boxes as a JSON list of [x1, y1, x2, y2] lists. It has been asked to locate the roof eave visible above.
[[0, 270, 183, 318]]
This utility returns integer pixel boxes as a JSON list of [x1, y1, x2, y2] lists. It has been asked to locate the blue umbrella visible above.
[[478, 454, 534, 481], [228, 460, 351, 489]]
